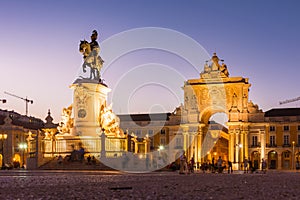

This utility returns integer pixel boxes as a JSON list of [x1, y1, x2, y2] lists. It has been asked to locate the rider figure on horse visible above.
[[90, 30, 100, 67]]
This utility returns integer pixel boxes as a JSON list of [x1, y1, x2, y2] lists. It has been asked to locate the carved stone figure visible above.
[[211, 53, 221, 71], [191, 95, 198, 110], [98, 103, 124, 137], [184, 96, 189, 110], [232, 93, 238, 108], [58, 105, 74, 134], [204, 63, 211, 73], [243, 93, 248, 109], [219, 63, 229, 77], [201, 53, 229, 78], [79, 30, 104, 80]]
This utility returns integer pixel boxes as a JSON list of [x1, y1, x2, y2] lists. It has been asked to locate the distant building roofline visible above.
[[265, 108, 300, 117], [118, 113, 171, 122]]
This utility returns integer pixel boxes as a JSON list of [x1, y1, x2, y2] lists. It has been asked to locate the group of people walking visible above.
[[179, 153, 195, 174], [178, 151, 268, 174], [242, 157, 267, 173]]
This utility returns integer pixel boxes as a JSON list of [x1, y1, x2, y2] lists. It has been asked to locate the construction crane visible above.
[[279, 96, 300, 105], [4, 91, 33, 116]]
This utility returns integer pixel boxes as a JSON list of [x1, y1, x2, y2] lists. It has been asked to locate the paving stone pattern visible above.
[[0, 170, 299, 199]]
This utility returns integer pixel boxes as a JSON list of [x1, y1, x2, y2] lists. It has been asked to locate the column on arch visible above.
[[236, 128, 243, 169], [240, 128, 244, 162], [228, 129, 235, 163], [197, 124, 205, 164], [260, 129, 266, 161], [182, 126, 189, 156], [244, 127, 249, 159], [189, 131, 197, 161], [193, 131, 198, 166]]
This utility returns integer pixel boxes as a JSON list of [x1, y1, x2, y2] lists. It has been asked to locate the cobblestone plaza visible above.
[[0, 170, 299, 199]]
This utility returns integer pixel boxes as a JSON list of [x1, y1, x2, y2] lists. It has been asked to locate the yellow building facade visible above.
[[119, 53, 300, 170]]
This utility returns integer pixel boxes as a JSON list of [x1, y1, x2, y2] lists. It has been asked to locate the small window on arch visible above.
[[284, 126, 289, 131], [270, 126, 275, 132]]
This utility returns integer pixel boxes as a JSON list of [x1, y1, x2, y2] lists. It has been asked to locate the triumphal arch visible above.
[[181, 53, 264, 169]]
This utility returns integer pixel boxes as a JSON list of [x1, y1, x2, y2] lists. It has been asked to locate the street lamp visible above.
[[19, 142, 28, 167], [292, 141, 295, 170], [0, 133, 7, 168]]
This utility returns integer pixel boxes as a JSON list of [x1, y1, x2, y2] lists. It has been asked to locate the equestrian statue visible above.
[[79, 30, 104, 80]]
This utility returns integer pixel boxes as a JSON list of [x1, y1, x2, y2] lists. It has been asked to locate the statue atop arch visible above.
[[79, 30, 104, 80], [202, 53, 229, 78]]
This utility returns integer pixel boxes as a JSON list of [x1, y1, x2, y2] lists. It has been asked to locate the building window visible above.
[[270, 135, 276, 146], [136, 130, 141, 137], [252, 136, 258, 147], [297, 135, 300, 146], [298, 126, 300, 131], [148, 130, 154, 136], [160, 138, 166, 145], [175, 138, 182, 148], [270, 126, 275, 132], [283, 151, 290, 158], [150, 137, 154, 149], [283, 135, 289, 145], [160, 129, 166, 134], [284, 126, 289, 131]]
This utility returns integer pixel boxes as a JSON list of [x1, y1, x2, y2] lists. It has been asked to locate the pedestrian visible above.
[[145, 154, 150, 170], [296, 157, 300, 170], [91, 156, 96, 165], [189, 157, 195, 173], [57, 155, 63, 165], [261, 158, 267, 173], [87, 155, 91, 165], [183, 154, 188, 174], [179, 152, 186, 174], [243, 157, 248, 173], [248, 159, 253, 173], [228, 161, 233, 174], [217, 156, 223, 173], [211, 157, 215, 173]]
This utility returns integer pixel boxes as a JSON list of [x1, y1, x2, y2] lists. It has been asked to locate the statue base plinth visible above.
[[70, 78, 111, 137]]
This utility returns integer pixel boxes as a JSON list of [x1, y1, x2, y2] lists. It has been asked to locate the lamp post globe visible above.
[[19, 143, 28, 167]]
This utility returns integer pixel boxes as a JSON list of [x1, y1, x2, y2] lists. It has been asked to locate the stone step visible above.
[[39, 158, 114, 171]]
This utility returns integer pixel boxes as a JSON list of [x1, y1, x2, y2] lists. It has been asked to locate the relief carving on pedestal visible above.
[[74, 85, 90, 108]]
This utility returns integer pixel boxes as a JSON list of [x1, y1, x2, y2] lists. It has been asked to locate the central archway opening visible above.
[[202, 112, 229, 170]]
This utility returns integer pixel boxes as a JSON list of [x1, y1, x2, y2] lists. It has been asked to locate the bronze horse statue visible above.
[[79, 40, 104, 80]]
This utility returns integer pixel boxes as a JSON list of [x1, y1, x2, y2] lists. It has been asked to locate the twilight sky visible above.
[[0, 0, 299, 122]]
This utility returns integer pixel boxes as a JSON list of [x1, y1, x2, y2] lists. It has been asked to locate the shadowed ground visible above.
[[0, 170, 299, 199]]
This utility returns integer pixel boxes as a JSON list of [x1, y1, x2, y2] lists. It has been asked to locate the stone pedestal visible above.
[[70, 79, 111, 137]]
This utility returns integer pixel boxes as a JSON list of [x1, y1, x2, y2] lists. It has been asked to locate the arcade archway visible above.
[[251, 151, 260, 169], [268, 150, 278, 169], [282, 150, 292, 170]]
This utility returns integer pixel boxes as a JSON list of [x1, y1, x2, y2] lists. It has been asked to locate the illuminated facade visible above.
[[118, 53, 300, 170], [0, 109, 43, 168], [1, 53, 300, 171]]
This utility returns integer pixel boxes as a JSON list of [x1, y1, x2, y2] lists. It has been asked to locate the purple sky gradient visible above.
[[0, 0, 300, 122]]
